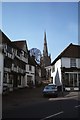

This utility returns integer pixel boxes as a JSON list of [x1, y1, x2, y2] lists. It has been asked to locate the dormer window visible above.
[[70, 58, 76, 67], [22, 51, 24, 56], [17, 50, 21, 57], [7, 45, 12, 54]]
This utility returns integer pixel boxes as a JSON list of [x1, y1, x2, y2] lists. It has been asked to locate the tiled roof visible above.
[[51, 43, 80, 65], [12, 40, 28, 52]]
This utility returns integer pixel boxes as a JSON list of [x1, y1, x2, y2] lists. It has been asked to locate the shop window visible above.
[[74, 74, 77, 87], [70, 73, 73, 86], [65, 73, 69, 86]]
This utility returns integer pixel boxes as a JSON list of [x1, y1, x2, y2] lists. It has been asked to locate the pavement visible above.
[[49, 91, 80, 101]]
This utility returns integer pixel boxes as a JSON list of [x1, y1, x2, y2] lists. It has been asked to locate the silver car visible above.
[[43, 84, 58, 97]]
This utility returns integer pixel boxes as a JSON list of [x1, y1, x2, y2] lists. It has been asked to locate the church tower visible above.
[[41, 31, 51, 67], [43, 32, 48, 57], [40, 31, 51, 80]]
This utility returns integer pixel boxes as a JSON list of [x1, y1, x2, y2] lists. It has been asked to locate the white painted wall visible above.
[[26, 64, 35, 74], [51, 57, 80, 87], [51, 59, 62, 86], [0, 53, 4, 94], [25, 64, 35, 85]]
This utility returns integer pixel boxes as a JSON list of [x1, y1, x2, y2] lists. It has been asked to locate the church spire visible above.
[[43, 31, 48, 57]]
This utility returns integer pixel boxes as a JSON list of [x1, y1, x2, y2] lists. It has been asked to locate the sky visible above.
[[1, 2, 78, 62]]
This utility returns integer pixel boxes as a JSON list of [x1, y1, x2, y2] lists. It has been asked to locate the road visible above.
[[2, 87, 80, 119], [2, 98, 80, 119]]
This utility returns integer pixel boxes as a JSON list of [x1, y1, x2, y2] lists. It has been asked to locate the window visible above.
[[9, 74, 13, 84], [3, 73, 7, 83], [17, 50, 21, 57], [29, 65, 32, 71], [7, 45, 12, 54], [22, 51, 24, 56], [70, 58, 76, 67]]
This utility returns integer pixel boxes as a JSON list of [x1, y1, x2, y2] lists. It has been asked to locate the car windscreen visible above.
[[45, 85, 56, 89]]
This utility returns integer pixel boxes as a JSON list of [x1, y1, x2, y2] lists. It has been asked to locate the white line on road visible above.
[[41, 111, 64, 120], [75, 105, 80, 108]]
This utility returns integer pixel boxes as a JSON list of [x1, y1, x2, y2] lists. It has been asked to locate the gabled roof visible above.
[[12, 40, 28, 53], [1, 30, 12, 44], [28, 54, 36, 66], [51, 43, 80, 65], [0, 30, 28, 52], [28, 55, 41, 68], [1, 30, 18, 49]]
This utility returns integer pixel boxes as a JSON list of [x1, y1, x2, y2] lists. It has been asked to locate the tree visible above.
[[30, 48, 41, 64]]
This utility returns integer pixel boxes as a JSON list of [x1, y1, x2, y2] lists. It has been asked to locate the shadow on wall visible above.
[[55, 69, 61, 86]]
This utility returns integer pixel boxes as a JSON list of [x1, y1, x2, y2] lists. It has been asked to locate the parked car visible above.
[[42, 84, 58, 97]]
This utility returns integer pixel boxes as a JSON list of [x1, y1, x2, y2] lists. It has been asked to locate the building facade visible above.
[[2, 32, 29, 92], [51, 43, 80, 91], [0, 31, 36, 93]]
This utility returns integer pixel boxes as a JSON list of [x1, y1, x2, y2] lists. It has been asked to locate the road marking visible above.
[[75, 105, 80, 108], [41, 111, 64, 120]]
